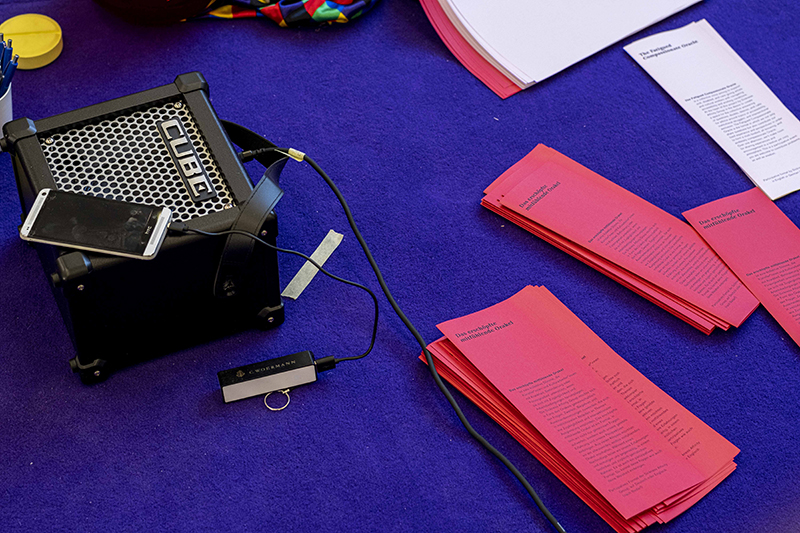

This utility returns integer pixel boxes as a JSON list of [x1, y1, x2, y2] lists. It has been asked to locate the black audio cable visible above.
[[168, 222, 379, 369], [222, 146, 566, 533]]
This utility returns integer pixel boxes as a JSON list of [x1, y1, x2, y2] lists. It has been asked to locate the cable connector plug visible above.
[[314, 356, 337, 373], [168, 221, 189, 235], [238, 147, 305, 163], [239, 149, 262, 163], [286, 148, 305, 162]]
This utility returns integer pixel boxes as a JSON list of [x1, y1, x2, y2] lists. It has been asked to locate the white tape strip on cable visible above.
[[281, 229, 344, 300]]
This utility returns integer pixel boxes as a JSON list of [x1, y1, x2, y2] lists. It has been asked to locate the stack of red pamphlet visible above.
[[482, 145, 759, 333], [423, 286, 739, 532]]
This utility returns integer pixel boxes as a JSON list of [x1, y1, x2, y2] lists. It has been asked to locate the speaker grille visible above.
[[41, 101, 236, 222]]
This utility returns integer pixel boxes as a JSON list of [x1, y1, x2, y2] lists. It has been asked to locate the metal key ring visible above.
[[264, 389, 291, 411]]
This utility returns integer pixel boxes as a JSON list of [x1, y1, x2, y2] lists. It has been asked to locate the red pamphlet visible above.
[[482, 145, 759, 333], [422, 286, 739, 532], [684, 188, 800, 347]]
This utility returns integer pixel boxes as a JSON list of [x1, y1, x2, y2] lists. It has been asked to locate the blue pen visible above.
[[2, 39, 12, 71], [0, 54, 18, 97]]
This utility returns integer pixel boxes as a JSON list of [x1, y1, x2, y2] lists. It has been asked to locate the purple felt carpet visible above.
[[1, 1, 799, 532]]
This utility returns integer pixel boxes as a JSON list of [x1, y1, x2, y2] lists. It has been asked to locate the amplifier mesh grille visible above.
[[42, 101, 236, 223]]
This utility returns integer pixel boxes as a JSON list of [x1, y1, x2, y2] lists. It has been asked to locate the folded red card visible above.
[[482, 145, 759, 333], [684, 188, 800, 346], [422, 286, 739, 532]]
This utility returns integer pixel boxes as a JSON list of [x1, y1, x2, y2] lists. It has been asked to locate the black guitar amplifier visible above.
[[3, 72, 286, 383]]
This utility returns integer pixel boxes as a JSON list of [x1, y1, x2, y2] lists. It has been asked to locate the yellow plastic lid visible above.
[[0, 14, 63, 70]]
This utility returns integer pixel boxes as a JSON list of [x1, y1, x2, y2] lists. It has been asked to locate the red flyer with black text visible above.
[[684, 188, 800, 347]]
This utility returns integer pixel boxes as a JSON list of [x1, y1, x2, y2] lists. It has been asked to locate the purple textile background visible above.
[[1, 1, 798, 532]]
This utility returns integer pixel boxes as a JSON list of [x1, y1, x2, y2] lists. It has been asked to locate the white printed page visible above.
[[625, 20, 800, 200]]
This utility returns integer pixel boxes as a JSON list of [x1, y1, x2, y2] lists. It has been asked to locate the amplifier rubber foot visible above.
[[69, 356, 109, 384], [256, 303, 285, 330]]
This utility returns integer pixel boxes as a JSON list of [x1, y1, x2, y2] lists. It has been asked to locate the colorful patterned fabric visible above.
[[200, 0, 377, 27]]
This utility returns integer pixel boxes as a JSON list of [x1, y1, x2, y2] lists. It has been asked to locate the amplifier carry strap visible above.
[[213, 121, 288, 298]]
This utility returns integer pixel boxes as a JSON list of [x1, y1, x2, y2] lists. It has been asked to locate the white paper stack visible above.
[[420, 0, 702, 97]]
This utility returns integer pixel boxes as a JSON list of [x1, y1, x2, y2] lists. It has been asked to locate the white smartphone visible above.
[[20, 189, 172, 260]]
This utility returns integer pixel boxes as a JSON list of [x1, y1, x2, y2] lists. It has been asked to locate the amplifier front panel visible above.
[[41, 101, 236, 222]]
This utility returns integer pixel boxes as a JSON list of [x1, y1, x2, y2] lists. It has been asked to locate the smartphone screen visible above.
[[21, 190, 171, 259]]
